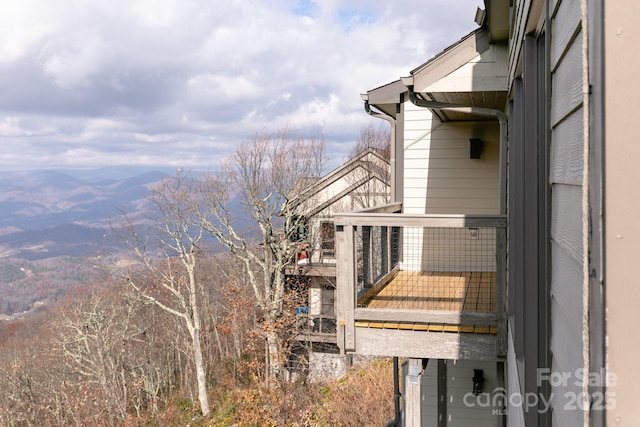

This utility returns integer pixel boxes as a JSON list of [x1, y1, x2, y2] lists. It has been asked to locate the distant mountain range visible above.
[[0, 167, 174, 259]]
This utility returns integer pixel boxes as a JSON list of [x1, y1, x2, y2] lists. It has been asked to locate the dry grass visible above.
[[307, 358, 395, 427], [175, 358, 396, 426], [130, 358, 396, 426]]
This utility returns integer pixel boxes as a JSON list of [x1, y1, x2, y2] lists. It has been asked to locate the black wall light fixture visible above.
[[470, 138, 483, 159], [472, 369, 484, 395]]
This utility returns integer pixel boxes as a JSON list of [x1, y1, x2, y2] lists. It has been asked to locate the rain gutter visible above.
[[361, 94, 398, 203]]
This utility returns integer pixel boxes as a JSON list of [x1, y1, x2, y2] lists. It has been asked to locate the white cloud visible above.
[[0, 0, 483, 171], [0, 117, 26, 137], [187, 74, 262, 106], [40, 34, 115, 89]]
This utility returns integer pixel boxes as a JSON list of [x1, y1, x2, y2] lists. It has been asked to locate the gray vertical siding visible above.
[[549, 0, 585, 424]]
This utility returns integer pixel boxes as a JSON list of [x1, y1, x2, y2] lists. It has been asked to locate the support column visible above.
[[404, 358, 424, 427], [438, 359, 447, 427]]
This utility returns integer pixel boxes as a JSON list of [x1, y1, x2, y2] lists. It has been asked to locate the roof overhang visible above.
[[363, 26, 509, 122], [406, 28, 508, 121], [361, 79, 407, 118], [287, 148, 390, 216], [484, 0, 510, 42]]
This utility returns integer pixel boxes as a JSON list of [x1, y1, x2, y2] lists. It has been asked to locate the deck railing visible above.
[[335, 203, 507, 356], [295, 314, 337, 344]]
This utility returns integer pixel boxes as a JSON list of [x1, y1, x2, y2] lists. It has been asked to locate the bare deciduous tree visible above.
[[347, 122, 391, 209], [59, 293, 143, 425], [118, 175, 212, 416], [195, 129, 325, 381], [348, 121, 391, 160]]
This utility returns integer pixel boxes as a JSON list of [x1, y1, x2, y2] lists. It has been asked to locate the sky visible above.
[[0, 0, 484, 172]]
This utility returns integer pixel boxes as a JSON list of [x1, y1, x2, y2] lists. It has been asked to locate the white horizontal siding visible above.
[[445, 360, 498, 427], [404, 157, 498, 170], [414, 359, 500, 427], [421, 360, 438, 427], [401, 105, 500, 273], [404, 103, 437, 139], [402, 175, 498, 189], [403, 198, 500, 214], [402, 106, 500, 216], [412, 168, 501, 180], [407, 188, 498, 201]]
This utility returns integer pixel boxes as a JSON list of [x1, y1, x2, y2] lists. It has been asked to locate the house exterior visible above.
[[336, 26, 507, 426], [284, 148, 390, 380], [336, 0, 637, 426]]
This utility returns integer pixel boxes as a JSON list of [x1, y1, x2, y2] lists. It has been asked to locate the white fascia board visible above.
[[421, 44, 508, 93]]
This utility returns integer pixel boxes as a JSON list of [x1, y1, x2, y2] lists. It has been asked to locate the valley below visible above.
[[0, 167, 173, 316]]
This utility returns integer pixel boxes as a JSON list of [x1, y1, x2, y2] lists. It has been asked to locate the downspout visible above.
[[362, 95, 398, 203], [363, 101, 401, 427], [384, 356, 401, 427], [401, 78, 508, 215]]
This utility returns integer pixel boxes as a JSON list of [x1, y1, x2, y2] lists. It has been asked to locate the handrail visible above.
[[348, 201, 403, 214], [335, 213, 506, 228], [336, 212, 508, 357]]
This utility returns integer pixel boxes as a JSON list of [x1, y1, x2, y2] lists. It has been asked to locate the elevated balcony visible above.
[[295, 313, 338, 344], [284, 244, 337, 277], [285, 252, 338, 345], [335, 203, 506, 361], [284, 262, 336, 278]]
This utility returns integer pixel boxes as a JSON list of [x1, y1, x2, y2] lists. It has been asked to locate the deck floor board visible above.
[[356, 270, 497, 334]]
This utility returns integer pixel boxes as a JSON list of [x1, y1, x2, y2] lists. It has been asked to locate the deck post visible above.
[[336, 223, 356, 352], [496, 226, 507, 357], [362, 226, 372, 288], [437, 359, 447, 427], [381, 226, 389, 276], [404, 358, 424, 427]]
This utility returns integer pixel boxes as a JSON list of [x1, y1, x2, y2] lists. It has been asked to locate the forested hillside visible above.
[[0, 130, 397, 425], [0, 254, 394, 426], [0, 256, 106, 316]]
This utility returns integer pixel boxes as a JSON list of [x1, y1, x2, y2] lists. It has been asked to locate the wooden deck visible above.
[[355, 271, 497, 334], [284, 263, 336, 277]]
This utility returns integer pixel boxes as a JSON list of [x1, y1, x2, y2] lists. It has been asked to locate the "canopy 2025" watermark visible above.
[[463, 368, 617, 414]]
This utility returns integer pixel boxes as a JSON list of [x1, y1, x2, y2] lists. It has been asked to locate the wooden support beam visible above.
[[355, 307, 498, 325], [354, 327, 499, 361]]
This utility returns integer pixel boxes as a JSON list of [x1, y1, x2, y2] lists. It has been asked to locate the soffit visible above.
[[485, 0, 510, 42], [420, 91, 509, 121]]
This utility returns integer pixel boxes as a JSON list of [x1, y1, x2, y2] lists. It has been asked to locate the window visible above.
[[320, 222, 335, 259]]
